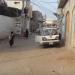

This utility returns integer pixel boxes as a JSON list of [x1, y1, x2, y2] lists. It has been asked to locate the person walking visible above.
[[25, 29, 29, 39], [9, 31, 15, 47]]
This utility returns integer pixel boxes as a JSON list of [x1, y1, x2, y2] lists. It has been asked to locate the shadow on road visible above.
[[40, 43, 65, 49]]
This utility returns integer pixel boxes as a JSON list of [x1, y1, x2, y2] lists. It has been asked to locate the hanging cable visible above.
[[38, 1, 58, 3], [31, 1, 56, 14], [30, 0, 57, 19]]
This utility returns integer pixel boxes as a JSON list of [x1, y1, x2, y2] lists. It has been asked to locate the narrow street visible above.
[[0, 34, 75, 75], [0, 0, 75, 75]]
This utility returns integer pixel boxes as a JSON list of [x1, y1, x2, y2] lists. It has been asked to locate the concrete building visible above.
[[30, 11, 43, 32], [5, 0, 25, 9], [57, 8, 65, 43], [0, 0, 5, 4], [58, 0, 75, 49], [0, 15, 15, 39], [43, 19, 58, 28], [5, 0, 23, 35], [5, 0, 32, 34], [25, 0, 32, 32], [0, 1, 17, 39]]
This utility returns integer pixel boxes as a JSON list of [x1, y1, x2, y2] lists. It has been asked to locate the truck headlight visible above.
[[42, 37, 47, 41]]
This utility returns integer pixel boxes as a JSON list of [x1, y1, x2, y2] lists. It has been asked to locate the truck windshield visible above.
[[42, 29, 58, 35]]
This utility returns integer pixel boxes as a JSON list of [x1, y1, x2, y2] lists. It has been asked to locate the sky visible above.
[[31, 0, 58, 20]]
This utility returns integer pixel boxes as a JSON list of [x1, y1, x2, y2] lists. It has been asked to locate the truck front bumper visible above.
[[40, 40, 60, 45]]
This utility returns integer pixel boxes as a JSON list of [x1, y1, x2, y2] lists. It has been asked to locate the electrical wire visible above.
[[30, 0, 57, 19], [38, 1, 58, 3], [31, 1, 56, 14]]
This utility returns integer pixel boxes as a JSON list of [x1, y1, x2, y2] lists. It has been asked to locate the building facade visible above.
[[43, 19, 58, 28], [0, 0, 5, 4], [5, 0, 26, 9], [30, 11, 43, 32], [5, 0, 32, 34], [58, 0, 75, 49], [25, 0, 32, 32], [0, 1, 17, 39]]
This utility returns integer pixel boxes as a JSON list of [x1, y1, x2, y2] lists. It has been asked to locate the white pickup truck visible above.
[[35, 27, 60, 46]]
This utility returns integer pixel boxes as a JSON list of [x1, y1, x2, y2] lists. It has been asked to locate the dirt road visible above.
[[0, 35, 75, 75]]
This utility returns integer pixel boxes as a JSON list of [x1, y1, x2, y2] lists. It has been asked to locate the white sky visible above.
[[31, 0, 58, 20]]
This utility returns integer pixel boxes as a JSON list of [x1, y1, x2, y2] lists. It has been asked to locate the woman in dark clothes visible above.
[[9, 31, 15, 47]]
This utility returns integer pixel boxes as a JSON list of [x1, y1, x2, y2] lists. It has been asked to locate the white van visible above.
[[35, 27, 60, 46]]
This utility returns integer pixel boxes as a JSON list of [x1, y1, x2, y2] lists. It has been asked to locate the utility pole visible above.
[[22, 0, 25, 14], [21, 0, 31, 34], [26, 0, 31, 33]]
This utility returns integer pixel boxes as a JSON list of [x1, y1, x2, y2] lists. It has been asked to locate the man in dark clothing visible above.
[[59, 33, 61, 41], [25, 29, 29, 39], [9, 31, 15, 47]]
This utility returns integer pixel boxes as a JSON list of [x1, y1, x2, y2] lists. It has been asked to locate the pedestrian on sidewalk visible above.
[[9, 31, 15, 47], [25, 29, 29, 39]]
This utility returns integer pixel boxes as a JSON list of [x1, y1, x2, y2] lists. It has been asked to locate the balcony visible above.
[[0, 6, 21, 17], [58, 0, 68, 8]]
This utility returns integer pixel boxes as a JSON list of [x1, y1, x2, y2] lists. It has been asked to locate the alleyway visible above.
[[0, 34, 38, 52], [0, 34, 75, 75]]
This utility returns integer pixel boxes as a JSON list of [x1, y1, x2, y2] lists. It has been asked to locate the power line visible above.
[[39, 1, 58, 3], [30, 1, 57, 19], [31, 1, 55, 14], [37, 1, 58, 9], [31, 1, 45, 14]]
